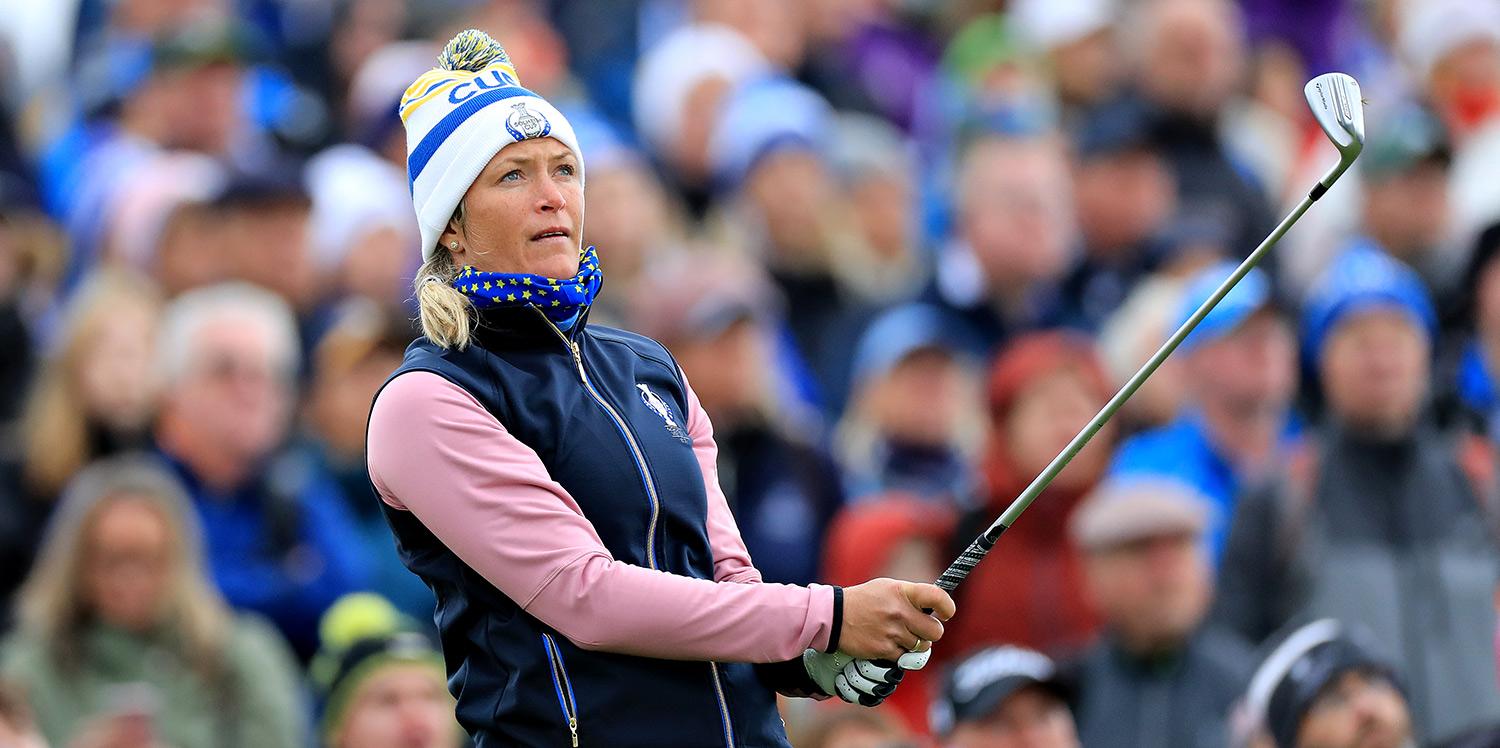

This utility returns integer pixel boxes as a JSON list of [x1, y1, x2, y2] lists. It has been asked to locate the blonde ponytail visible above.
[[414, 249, 474, 350]]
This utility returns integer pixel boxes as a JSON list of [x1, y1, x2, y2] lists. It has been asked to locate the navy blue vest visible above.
[[372, 307, 792, 747]]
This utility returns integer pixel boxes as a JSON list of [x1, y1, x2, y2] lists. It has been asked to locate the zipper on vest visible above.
[[708, 663, 736, 747], [536, 311, 662, 569], [541, 634, 580, 746]]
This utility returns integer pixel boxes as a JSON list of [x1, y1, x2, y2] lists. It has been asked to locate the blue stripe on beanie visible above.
[[406, 85, 540, 190]]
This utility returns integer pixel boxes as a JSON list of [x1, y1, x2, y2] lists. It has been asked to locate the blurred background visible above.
[[1, 0, 1500, 747]]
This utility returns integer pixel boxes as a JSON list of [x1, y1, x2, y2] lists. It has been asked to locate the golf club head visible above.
[[1304, 73, 1365, 189]]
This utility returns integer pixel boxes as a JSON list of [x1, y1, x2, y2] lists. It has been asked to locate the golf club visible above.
[[932, 72, 1367, 594]]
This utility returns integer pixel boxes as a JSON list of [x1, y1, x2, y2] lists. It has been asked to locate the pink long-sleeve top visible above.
[[366, 370, 837, 662]]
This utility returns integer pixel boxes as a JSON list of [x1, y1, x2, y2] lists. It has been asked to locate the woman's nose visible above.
[[536, 177, 567, 213]]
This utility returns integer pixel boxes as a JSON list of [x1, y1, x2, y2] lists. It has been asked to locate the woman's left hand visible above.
[[802, 645, 933, 706]]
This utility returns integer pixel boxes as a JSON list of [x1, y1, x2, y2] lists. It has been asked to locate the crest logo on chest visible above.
[[637, 384, 691, 445]]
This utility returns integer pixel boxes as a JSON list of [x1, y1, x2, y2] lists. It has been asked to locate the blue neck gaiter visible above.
[[452, 245, 603, 331]]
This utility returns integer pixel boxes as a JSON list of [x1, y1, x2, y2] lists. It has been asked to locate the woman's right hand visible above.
[[838, 578, 956, 661]]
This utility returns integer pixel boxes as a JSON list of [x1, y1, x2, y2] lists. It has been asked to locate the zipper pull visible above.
[[570, 340, 582, 363], [569, 717, 579, 746]]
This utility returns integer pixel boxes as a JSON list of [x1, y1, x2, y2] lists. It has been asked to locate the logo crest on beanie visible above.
[[506, 102, 552, 141]]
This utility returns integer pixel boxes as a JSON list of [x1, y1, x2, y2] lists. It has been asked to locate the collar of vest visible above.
[[471, 304, 593, 351]]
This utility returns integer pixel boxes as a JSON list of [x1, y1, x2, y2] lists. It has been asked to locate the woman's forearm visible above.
[[367, 371, 836, 662]]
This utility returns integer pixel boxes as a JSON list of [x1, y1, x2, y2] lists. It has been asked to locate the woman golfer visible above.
[[366, 31, 954, 747]]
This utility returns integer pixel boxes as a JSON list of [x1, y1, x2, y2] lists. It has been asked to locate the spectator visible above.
[[790, 708, 916, 748], [1349, 106, 1458, 306], [0, 680, 47, 748], [1216, 247, 1500, 742], [926, 132, 1075, 357], [837, 304, 983, 507], [1244, 619, 1414, 748], [153, 282, 369, 658], [1452, 221, 1500, 435], [1107, 263, 1298, 560], [1124, 0, 1277, 261], [1069, 478, 1255, 748], [301, 301, 427, 620], [1011, 0, 1124, 124], [0, 455, 307, 748], [213, 177, 321, 318], [930, 645, 1081, 748], [5, 271, 162, 607], [944, 332, 1114, 658], [573, 129, 684, 326], [1060, 96, 1179, 329], [631, 252, 844, 585], [827, 113, 927, 306], [312, 594, 460, 748], [708, 75, 872, 412], [822, 494, 956, 735], [19, 271, 161, 500], [632, 17, 769, 202], [1096, 275, 1191, 432]]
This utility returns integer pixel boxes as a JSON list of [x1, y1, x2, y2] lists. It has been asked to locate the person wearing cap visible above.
[[837, 303, 983, 508], [1245, 620, 1415, 748], [706, 75, 872, 415], [1107, 262, 1298, 562], [1010, 0, 1122, 121], [313, 594, 460, 748], [628, 251, 844, 586], [1059, 96, 1179, 330], [930, 646, 1080, 748], [366, 31, 955, 746], [1069, 478, 1255, 748], [1216, 247, 1500, 742], [1345, 106, 1456, 305], [944, 332, 1115, 658]]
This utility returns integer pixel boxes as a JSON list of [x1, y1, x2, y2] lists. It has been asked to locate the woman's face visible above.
[[83, 495, 173, 632], [443, 137, 584, 279], [1003, 367, 1112, 488], [75, 300, 160, 434]]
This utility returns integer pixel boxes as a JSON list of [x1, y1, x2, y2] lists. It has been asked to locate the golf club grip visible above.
[[936, 533, 999, 593]]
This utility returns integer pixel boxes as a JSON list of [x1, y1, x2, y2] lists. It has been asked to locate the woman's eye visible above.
[[556, 164, 576, 176], [500, 169, 522, 182]]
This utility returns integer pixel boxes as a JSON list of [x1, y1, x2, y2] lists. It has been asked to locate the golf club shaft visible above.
[[934, 187, 1325, 593]]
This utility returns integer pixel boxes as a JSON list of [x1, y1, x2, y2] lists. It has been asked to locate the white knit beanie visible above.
[[400, 29, 584, 261]]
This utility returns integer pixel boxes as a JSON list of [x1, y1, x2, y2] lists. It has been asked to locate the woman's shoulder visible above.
[[587, 326, 680, 375]]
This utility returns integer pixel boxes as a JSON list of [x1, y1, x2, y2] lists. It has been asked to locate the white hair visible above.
[[157, 282, 301, 386]]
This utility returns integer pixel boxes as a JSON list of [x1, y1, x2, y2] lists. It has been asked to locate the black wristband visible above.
[[825, 586, 844, 653], [754, 657, 823, 699]]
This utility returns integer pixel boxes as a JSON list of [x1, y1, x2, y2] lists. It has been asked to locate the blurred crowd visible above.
[[2, 0, 1500, 746]]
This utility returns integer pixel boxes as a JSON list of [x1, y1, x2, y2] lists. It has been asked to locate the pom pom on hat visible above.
[[439, 29, 513, 73], [401, 28, 583, 261]]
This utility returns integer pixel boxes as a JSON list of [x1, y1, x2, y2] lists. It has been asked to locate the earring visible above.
[[448, 241, 459, 249]]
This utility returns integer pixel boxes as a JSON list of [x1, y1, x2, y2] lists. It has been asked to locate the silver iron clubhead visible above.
[[1304, 72, 1365, 189]]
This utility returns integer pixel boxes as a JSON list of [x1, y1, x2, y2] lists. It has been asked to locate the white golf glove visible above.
[[802, 647, 933, 707]]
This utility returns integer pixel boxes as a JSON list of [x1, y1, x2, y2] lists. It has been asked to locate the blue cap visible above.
[[1301, 245, 1437, 365], [709, 76, 833, 191], [1176, 262, 1274, 353], [850, 304, 970, 387]]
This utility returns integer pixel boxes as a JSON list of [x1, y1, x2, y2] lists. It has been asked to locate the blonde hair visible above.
[[17, 455, 234, 680], [414, 203, 475, 349], [21, 270, 162, 499]]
